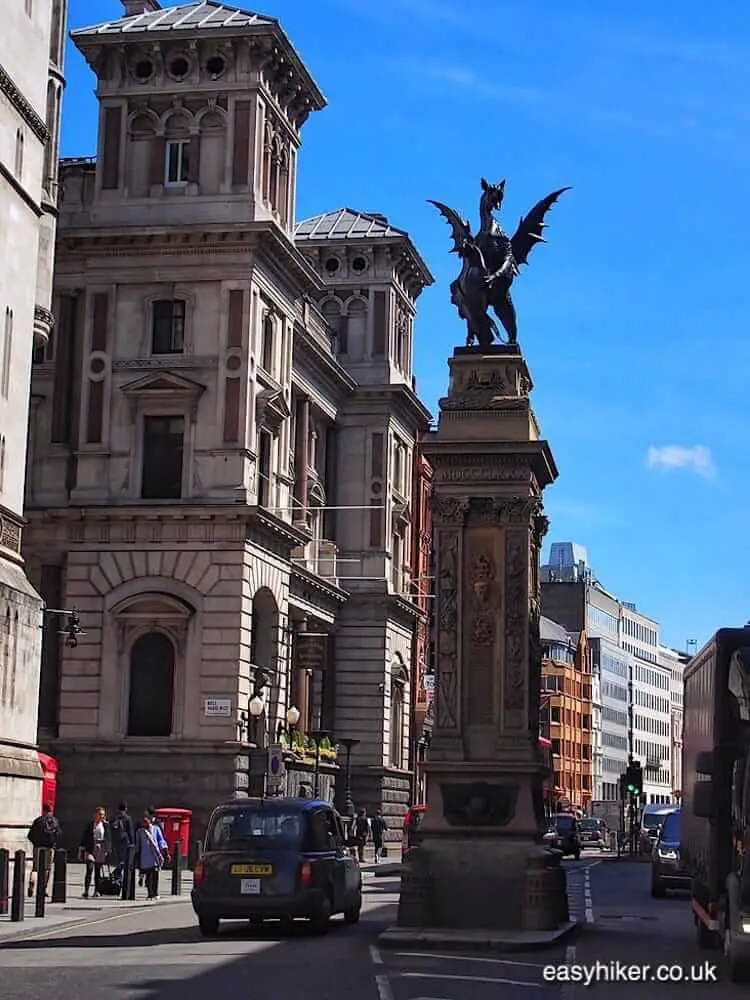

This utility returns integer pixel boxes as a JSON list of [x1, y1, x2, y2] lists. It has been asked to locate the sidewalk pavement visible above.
[[0, 854, 403, 944], [0, 864, 193, 944]]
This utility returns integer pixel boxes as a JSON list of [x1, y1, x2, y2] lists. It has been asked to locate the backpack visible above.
[[38, 814, 58, 847], [110, 813, 128, 844]]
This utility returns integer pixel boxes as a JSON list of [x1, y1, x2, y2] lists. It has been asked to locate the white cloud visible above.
[[646, 445, 716, 478]]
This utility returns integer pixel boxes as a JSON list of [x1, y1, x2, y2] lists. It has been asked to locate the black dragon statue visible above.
[[428, 178, 570, 348]]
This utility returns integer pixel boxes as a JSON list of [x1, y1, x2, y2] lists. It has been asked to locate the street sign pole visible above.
[[267, 744, 285, 794]]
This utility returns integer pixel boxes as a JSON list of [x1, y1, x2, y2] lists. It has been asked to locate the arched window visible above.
[[321, 299, 345, 353], [43, 81, 55, 190], [346, 299, 367, 360], [14, 130, 23, 178], [389, 664, 406, 768], [250, 588, 278, 671], [127, 631, 175, 736]]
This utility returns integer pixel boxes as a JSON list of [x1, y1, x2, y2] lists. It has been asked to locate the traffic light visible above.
[[618, 772, 627, 800], [625, 761, 643, 797]]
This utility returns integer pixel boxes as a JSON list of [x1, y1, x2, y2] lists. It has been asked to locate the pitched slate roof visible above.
[[540, 615, 573, 646], [72, 2, 274, 37], [295, 209, 408, 242]]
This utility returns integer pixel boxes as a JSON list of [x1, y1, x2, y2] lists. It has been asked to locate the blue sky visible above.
[[61, 0, 750, 650]]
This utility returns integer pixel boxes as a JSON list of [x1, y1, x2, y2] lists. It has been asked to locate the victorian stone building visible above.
[[0, 0, 67, 851], [22, 0, 433, 839]]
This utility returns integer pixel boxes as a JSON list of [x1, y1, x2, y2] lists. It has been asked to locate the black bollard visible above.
[[171, 842, 182, 895], [122, 844, 136, 901], [10, 850, 25, 922], [0, 848, 9, 915], [51, 849, 67, 903], [34, 851, 47, 917]]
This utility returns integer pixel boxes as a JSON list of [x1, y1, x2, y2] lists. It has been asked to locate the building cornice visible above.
[[0, 63, 48, 142], [290, 564, 348, 605], [57, 222, 322, 294], [345, 383, 433, 432]]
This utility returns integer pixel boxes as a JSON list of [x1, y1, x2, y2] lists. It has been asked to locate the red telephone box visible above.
[[154, 808, 192, 867], [37, 752, 59, 812]]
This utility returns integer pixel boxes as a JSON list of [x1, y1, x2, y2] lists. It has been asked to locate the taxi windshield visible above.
[[554, 815, 575, 831], [206, 808, 303, 851]]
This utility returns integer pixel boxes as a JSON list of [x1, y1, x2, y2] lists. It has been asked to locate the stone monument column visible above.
[[395, 343, 563, 933]]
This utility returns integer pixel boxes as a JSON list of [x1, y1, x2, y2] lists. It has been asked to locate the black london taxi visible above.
[[543, 812, 582, 859], [191, 797, 362, 936]]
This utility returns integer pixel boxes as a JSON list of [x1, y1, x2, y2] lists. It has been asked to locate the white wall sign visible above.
[[204, 697, 232, 717], [423, 675, 435, 692]]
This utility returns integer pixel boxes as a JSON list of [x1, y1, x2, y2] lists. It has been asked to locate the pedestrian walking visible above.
[[135, 813, 169, 901], [353, 808, 370, 863], [79, 806, 111, 898], [139, 806, 160, 886], [370, 809, 388, 862], [27, 803, 61, 898], [110, 801, 135, 883]]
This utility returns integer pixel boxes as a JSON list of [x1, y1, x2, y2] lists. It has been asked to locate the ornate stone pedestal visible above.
[[391, 344, 570, 939]]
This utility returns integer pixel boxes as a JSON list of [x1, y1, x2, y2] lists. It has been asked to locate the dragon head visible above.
[[480, 178, 506, 212]]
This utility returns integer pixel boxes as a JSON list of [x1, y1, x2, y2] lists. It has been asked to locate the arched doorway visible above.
[[127, 631, 175, 737]]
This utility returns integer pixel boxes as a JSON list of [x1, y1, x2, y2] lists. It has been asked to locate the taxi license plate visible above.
[[230, 864, 273, 876]]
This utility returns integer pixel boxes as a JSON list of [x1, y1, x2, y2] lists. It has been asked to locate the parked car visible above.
[[543, 813, 581, 859], [402, 804, 426, 852], [651, 807, 689, 897], [191, 797, 362, 937], [578, 817, 607, 850]]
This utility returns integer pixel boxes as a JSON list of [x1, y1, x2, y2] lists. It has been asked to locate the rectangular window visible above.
[[261, 312, 275, 372], [152, 300, 185, 354], [1, 308, 12, 398], [141, 416, 184, 499], [258, 429, 272, 507], [165, 139, 190, 186], [391, 530, 403, 590]]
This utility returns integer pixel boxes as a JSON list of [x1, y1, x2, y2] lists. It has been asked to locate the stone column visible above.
[[293, 396, 310, 526], [396, 344, 561, 934]]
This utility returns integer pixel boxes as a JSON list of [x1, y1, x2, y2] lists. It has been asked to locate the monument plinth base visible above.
[[395, 837, 569, 934]]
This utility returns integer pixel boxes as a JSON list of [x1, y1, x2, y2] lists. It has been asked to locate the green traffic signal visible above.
[[627, 784, 636, 793]]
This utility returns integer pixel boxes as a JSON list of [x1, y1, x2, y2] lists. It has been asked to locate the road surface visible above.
[[0, 855, 735, 999]]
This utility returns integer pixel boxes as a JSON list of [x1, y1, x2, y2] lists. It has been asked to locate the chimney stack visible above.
[[122, 0, 162, 15]]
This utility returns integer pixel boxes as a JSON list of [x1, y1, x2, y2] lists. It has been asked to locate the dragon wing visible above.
[[427, 199, 473, 253], [510, 187, 571, 268]]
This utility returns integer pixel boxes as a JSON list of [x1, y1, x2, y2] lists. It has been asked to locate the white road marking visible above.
[[370, 944, 384, 964], [561, 944, 577, 1000], [394, 951, 543, 968], [376, 972, 395, 1000], [402, 972, 538, 987], [583, 869, 594, 923]]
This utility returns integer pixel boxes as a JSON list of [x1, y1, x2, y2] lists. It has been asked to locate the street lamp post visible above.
[[248, 694, 265, 796], [337, 738, 360, 819], [285, 705, 300, 748]]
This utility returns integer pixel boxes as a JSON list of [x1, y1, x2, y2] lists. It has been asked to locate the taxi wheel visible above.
[[310, 896, 332, 933], [344, 905, 361, 925], [198, 916, 219, 937]]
